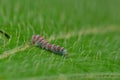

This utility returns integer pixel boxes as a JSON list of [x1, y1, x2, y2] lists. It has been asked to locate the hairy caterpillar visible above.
[[31, 35, 68, 56]]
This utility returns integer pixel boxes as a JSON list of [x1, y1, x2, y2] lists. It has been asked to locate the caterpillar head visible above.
[[31, 35, 44, 45], [31, 35, 36, 45]]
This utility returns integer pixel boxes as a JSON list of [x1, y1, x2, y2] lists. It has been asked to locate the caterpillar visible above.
[[31, 35, 68, 56]]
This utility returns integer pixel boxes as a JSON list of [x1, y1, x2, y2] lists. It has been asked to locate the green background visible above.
[[0, 0, 120, 80]]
